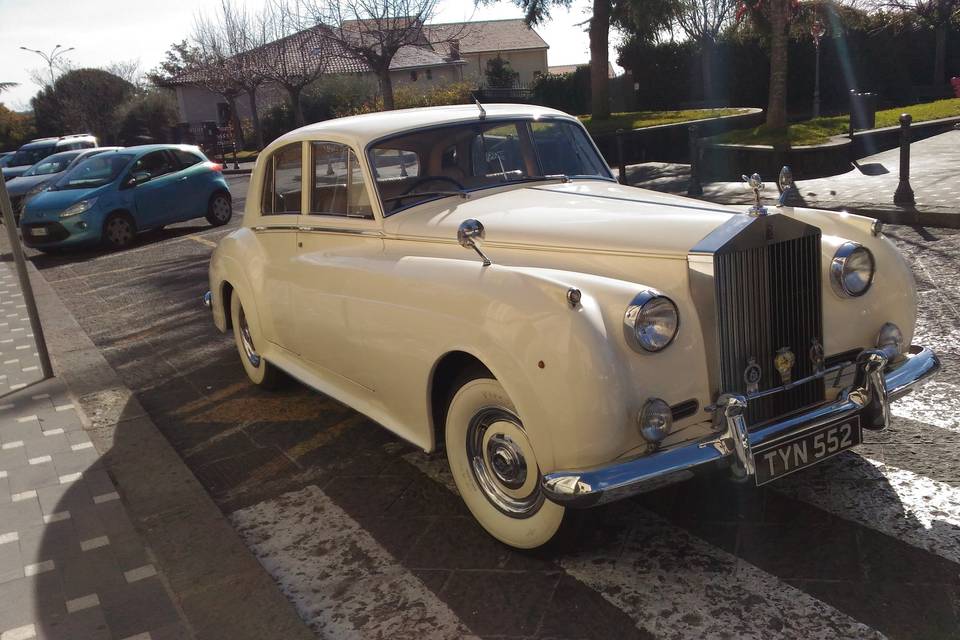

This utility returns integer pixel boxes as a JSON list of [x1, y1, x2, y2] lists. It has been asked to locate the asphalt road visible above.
[[25, 175, 960, 639]]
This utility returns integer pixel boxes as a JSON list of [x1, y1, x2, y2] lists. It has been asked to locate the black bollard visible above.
[[893, 113, 915, 206], [688, 124, 703, 196], [616, 129, 626, 184]]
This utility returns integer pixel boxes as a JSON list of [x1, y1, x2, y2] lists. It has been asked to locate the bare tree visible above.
[[193, 11, 248, 147], [673, 0, 737, 101], [104, 59, 145, 88], [304, 0, 453, 111], [884, 0, 959, 84], [258, 0, 332, 126]]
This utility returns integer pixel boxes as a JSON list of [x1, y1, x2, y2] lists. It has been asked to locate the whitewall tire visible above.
[[230, 292, 285, 389], [445, 376, 564, 549]]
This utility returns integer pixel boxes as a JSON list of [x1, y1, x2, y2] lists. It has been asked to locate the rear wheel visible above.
[[206, 192, 232, 226], [445, 374, 564, 549], [102, 213, 136, 250], [230, 292, 286, 390]]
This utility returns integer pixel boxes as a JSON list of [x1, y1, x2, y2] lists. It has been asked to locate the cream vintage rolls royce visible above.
[[205, 104, 939, 549]]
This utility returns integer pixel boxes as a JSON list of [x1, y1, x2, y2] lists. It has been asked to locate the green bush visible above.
[[530, 68, 591, 115], [114, 89, 179, 145], [0, 104, 34, 151]]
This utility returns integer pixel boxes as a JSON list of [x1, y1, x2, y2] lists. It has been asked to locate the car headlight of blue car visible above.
[[60, 197, 98, 218]]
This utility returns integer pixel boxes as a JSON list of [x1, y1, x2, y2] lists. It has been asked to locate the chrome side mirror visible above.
[[742, 173, 768, 217], [457, 219, 492, 267]]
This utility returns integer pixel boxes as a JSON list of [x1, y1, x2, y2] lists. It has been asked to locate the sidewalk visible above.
[[630, 128, 960, 226], [0, 245, 314, 640], [0, 259, 187, 639]]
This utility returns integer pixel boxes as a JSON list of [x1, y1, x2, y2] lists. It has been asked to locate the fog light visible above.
[[77, 221, 87, 230], [877, 322, 904, 357], [639, 398, 672, 443]]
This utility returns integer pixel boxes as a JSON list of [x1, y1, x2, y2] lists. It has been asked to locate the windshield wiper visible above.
[[383, 190, 470, 203]]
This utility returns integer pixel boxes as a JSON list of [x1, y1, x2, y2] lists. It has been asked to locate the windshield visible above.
[[368, 118, 612, 215], [23, 151, 81, 177], [8, 144, 56, 168], [52, 153, 133, 190]]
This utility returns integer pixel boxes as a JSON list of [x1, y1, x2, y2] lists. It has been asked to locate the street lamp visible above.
[[810, 19, 826, 118], [19, 44, 75, 87]]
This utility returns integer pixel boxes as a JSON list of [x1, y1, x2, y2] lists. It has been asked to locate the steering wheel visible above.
[[400, 175, 465, 196]]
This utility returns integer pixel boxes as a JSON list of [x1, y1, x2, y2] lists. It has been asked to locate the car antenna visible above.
[[473, 96, 486, 121]]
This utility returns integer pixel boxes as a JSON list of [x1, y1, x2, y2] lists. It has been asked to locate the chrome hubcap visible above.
[[237, 305, 261, 368], [466, 407, 543, 519]]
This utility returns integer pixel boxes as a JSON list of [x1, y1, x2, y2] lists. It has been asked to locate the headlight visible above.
[[830, 242, 874, 298], [639, 398, 672, 443], [624, 291, 679, 353], [60, 197, 98, 218]]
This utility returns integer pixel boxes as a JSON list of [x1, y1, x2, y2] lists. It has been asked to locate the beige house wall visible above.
[[461, 49, 548, 86]]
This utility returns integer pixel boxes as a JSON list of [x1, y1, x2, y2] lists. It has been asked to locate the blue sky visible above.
[[0, 0, 619, 110]]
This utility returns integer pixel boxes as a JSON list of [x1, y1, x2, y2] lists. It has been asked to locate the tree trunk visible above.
[[247, 86, 264, 150], [701, 39, 715, 105], [765, 0, 790, 130], [287, 86, 304, 127], [226, 95, 245, 149], [378, 68, 395, 111], [589, 0, 611, 120], [933, 23, 947, 86]]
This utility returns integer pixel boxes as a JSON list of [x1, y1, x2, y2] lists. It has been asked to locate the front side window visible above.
[[52, 154, 134, 190], [131, 151, 177, 179], [311, 142, 372, 218], [23, 152, 80, 176], [9, 145, 55, 167], [261, 143, 302, 215], [369, 118, 612, 215]]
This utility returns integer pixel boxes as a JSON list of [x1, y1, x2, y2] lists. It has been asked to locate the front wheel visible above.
[[445, 375, 564, 549], [102, 213, 136, 250], [206, 192, 232, 226]]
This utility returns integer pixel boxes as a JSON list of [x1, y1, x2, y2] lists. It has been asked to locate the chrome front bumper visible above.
[[542, 345, 940, 508]]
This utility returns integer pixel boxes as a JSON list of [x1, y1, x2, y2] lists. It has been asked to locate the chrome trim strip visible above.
[[252, 224, 298, 231], [296, 225, 383, 237], [542, 345, 940, 508]]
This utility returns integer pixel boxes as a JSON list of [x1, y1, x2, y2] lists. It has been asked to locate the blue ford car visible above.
[[20, 144, 232, 251]]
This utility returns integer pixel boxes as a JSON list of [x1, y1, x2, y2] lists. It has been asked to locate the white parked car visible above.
[[205, 104, 939, 549]]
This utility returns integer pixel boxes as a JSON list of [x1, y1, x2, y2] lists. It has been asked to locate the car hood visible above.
[[5, 173, 58, 197], [383, 180, 742, 258], [22, 186, 101, 220], [2, 166, 30, 180]]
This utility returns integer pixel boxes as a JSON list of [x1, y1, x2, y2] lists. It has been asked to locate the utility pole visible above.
[[20, 44, 75, 87]]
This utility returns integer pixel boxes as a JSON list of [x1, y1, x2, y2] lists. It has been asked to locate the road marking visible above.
[[23, 560, 54, 576], [0, 623, 36, 640], [80, 535, 110, 552], [187, 234, 218, 248], [0, 532, 18, 545], [403, 451, 881, 639], [28, 455, 51, 465], [11, 490, 36, 502], [776, 453, 960, 565], [43, 512, 70, 524], [231, 486, 477, 640], [65, 593, 100, 613], [93, 492, 120, 504], [124, 564, 157, 583]]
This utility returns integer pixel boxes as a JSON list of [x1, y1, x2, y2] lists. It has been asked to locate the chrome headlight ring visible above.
[[830, 242, 875, 298], [624, 290, 680, 353]]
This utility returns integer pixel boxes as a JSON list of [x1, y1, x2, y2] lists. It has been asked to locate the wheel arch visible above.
[[428, 350, 493, 453]]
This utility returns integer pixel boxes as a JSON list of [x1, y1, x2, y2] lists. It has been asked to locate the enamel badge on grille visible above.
[[775, 348, 796, 384]]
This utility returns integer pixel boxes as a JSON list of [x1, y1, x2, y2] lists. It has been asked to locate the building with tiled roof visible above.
[[165, 18, 548, 132]]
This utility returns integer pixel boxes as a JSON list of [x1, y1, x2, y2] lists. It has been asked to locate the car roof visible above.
[[120, 144, 204, 156], [268, 103, 579, 151]]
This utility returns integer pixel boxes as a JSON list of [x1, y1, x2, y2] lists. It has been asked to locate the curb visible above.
[[23, 259, 314, 640], [222, 169, 252, 176]]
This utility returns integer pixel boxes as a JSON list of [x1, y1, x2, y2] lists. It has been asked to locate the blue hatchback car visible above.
[[20, 145, 232, 251]]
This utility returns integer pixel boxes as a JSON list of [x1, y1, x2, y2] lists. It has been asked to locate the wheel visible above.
[[445, 374, 564, 549], [102, 213, 136, 250], [230, 292, 286, 390], [206, 192, 232, 226]]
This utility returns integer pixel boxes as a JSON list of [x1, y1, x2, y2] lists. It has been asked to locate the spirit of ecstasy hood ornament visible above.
[[743, 173, 768, 217]]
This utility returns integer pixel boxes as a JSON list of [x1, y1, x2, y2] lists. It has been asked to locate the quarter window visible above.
[[311, 142, 372, 218], [172, 149, 204, 168], [261, 143, 303, 215]]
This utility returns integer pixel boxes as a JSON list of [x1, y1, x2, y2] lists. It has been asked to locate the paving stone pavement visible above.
[[629, 128, 960, 222], [0, 262, 189, 640]]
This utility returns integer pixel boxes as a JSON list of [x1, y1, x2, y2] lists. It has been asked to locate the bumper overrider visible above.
[[542, 345, 940, 508]]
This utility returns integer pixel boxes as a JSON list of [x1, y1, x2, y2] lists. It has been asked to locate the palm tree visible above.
[[0, 82, 18, 93]]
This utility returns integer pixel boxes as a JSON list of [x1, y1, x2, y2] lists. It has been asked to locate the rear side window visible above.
[[311, 142, 372, 218], [131, 151, 177, 179], [172, 149, 204, 168], [261, 143, 302, 215]]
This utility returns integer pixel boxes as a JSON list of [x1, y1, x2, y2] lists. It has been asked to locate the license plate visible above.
[[753, 416, 862, 485], [30, 227, 48, 236]]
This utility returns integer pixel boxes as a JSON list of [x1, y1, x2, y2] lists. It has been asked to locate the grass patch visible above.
[[711, 98, 960, 146], [580, 108, 750, 134]]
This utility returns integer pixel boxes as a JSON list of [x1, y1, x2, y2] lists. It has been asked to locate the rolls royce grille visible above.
[[714, 232, 824, 427]]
